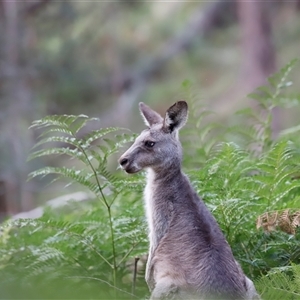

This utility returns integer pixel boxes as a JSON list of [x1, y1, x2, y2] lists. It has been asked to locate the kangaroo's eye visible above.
[[144, 141, 155, 148]]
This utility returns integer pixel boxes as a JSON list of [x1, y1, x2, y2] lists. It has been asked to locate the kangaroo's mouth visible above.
[[123, 165, 141, 174], [119, 155, 142, 174]]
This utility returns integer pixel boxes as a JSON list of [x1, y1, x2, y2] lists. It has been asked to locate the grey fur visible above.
[[119, 101, 260, 300]]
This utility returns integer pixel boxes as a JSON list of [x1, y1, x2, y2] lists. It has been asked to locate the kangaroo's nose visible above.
[[119, 157, 128, 167]]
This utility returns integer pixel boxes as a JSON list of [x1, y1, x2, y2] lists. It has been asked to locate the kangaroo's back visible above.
[[119, 101, 260, 300]]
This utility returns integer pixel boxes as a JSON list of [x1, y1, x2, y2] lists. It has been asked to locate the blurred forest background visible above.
[[1, 0, 300, 217]]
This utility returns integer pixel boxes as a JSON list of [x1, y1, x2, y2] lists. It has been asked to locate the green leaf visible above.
[[32, 136, 82, 149], [82, 127, 124, 149], [28, 147, 88, 164]]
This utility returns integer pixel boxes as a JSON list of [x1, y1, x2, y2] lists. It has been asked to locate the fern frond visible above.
[[254, 140, 300, 208], [256, 264, 300, 300], [38, 125, 74, 137], [27, 246, 65, 268], [257, 209, 300, 235], [28, 147, 88, 164], [28, 167, 102, 196], [72, 116, 95, 134], [268, 58, 298, 90], [31, 115, 102, 142], [101, 133, 136, 159], [30, 114, 88, 129], [7, 218, 114, 267], [97, 164, 118, 187], [32, 136, 83, 149], [82, 127, 125, 149], [248, 58, 298, 107]]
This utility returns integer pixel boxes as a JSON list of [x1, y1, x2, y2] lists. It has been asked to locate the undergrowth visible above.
[[0, 60, 300, 299]]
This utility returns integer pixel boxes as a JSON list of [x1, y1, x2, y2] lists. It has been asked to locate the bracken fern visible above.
[[0, 115, 148, 299], [0, 60, 300, 299]]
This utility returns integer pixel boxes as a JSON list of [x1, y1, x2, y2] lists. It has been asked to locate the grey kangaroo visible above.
[[119, 101, 260, 300]]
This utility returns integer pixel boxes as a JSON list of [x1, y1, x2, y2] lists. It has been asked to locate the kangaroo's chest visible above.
[[144, 175, 174, 250]]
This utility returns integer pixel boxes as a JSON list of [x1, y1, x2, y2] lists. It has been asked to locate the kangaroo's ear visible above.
[[164, 101, 188, 132], [139, 102, 163, 127]]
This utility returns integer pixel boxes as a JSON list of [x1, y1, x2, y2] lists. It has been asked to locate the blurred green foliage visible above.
[[2, 1, 300, 214], [16, 1, 298, 119]]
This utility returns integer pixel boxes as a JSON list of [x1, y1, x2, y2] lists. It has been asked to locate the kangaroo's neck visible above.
[[152, 162, 183, 181], [144, 166, 185, 251]]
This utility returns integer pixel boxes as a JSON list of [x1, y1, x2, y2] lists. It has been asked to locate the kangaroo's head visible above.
[[118, 101, 188, 174]]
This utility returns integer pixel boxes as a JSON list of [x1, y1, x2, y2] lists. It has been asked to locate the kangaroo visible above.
[[119, 101, 260, 300]]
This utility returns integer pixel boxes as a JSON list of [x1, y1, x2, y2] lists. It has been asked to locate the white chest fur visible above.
[[144, 169, 156, 249]]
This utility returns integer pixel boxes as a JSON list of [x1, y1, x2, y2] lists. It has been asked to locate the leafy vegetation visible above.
[[0, 61, 300, 299], [256, 264, 300, 299]]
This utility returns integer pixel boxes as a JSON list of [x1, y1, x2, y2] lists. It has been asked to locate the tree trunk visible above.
[[237, 0, 276, 87], [237, 0, 279, 137], [1, 0, 34, 215]]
